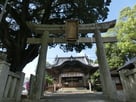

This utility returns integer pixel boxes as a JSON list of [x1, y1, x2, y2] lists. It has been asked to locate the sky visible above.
[[23, 0, 136, 78]]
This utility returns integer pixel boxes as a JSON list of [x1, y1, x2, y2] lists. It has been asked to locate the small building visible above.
[[46, 56, 98, 90], [118, 57, 136, 102]]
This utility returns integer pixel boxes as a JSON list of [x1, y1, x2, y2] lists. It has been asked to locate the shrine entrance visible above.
[[62, 76, 83, 87], [61, 72, 84, 87], [27, 19, 118, 101]]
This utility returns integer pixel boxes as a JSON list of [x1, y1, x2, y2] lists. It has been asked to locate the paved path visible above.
[[41, 92, 125, 102]]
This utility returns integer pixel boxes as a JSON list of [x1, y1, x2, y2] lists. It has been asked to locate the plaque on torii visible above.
[[65, 19, 78, 41], [27, 20, 117, 100]]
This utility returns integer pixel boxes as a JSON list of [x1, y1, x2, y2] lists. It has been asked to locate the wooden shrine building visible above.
[[46, 56, 98, 88]]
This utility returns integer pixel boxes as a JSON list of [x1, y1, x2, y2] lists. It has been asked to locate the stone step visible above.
[[41, 93, 120, 102], [57, 87, 90, 93]]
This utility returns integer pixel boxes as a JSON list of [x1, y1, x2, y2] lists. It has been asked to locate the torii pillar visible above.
[[94, 25, 117, 99], [31, 31, 49, 100]]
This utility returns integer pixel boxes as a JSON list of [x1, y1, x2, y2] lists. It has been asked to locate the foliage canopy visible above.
[[0, 0, 111, 72], [117, 6, 136, 55], [105, 5, 136, 69]]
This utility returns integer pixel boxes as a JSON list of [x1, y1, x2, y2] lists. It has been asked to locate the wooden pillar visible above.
[[83, 75, 86, 87], [88, 81, 92, 92], [59, 75, 62, 87], [94, 28, 117, 99], [32, 31, 49, 100]]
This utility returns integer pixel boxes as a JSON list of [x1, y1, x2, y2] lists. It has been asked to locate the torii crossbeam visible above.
[[27, 20, 116, 34], [27, 20, 117, 44]]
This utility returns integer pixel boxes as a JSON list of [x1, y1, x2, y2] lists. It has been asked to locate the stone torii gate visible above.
[[27, 20, 117, 101]]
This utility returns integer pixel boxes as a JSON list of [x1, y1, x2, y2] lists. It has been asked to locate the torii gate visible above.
[[27, 20, 117, 101]]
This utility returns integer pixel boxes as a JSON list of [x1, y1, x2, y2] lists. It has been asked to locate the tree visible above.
[[105, 5, 136, 69], [0, 0, 112, 72], [45, 74, 53, 85], [105, 42, 125, 69], [117, 5, 136, 58]]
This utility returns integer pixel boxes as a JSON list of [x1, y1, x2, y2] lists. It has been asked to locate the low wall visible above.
[[119, 64, 136, 102], [0, 60, 25, 102]]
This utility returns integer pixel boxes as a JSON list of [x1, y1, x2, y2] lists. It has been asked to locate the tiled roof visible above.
[[118, 57, 136, 71], [46, 56, 98, 71], [46, 56, 98, 74], [53, 56, 90, 66]]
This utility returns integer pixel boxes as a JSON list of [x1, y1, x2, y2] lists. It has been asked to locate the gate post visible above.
[[16, 72, 25, 102], [0, 60, 10, 99], [31, 31, 49, 100], [94, 28, 117, 99]]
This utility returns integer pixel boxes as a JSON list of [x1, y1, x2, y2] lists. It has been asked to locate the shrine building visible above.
[[46, 56, 98, 89]]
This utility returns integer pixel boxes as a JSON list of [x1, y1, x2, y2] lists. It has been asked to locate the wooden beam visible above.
[[27, 23, 65, 34], [27, 37, 117, 44], [27, 38, 41, 44], [27, 20, 116, 34], [79, 20, 116, 33], [78, 37, 117, 43]]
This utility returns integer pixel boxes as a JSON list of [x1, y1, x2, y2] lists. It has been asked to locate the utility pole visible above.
[[0, 0, 8, 22]]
